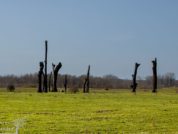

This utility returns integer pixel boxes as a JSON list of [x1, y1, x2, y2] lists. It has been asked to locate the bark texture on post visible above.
[[131, 63, 140, 93], [152, 58, 157, 93], [48, 72, 52, 92], [52, 62, 62, 92], [38, 62, 44, 93], [83, 65, 90, 93], [43, 40, 48, 92], [64, 75, 68, 93]]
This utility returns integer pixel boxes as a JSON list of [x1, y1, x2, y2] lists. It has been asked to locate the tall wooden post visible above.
[[131, 63, 140, 93], [152, 58, 157, 93], [64, 75, 68, 93], [43, 40, 48, 92], [86, 65, 90, 93]]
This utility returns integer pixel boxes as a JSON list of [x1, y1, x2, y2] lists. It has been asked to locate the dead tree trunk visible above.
[[43, 40, 48, 92], [83, 65, 90, 93], [38, 62, 44, 93], [48, 72, 52, 92], [131, 63, 140, 93], [64, 75, 68, 93], [52, 62, 62, 92], [152, 58, 157, 93]]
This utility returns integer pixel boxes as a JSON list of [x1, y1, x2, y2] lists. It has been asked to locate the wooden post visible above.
[[43, 40, 48, 92], [83, 65, 90, 93], [52, 62, 62, 92], [64, 75, 68, 93], [48, 72, 52, 92], [38, 62, 44, 92], [131, 63, 140, 93], [152, 58, 157, 93], [86, 65, 90, 93]]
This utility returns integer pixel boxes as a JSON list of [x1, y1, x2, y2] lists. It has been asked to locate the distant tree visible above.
[[103, 74, 119, 89]]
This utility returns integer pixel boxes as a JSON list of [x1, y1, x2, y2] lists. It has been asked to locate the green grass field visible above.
[[0, 88, 178, 134]]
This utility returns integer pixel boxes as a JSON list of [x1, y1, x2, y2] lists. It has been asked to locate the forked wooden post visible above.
[[52, 62, 62, 92]]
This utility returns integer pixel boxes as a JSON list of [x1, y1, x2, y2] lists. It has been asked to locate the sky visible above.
[[0, 0, 178, 79]]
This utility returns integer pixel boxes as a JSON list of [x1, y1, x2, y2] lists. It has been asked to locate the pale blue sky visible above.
[[0, 0, 178, 79]]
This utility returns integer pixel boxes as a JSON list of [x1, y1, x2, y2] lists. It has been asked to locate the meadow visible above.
[[0, 88, 178, 134]]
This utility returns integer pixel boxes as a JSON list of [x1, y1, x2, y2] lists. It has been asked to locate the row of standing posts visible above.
[[38, 40, 90, 93], [38, 40, 157, 93], [38, 41, 63, 93], [131, 58, 157, 93]]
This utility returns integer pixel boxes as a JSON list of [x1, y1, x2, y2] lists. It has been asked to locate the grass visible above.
[[0, 88, 178, 133]]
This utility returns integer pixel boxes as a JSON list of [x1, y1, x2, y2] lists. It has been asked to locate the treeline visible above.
[[0, 72, 177, 89]]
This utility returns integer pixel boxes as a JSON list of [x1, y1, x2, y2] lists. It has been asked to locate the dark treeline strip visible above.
[[0, 73, 177, 89]]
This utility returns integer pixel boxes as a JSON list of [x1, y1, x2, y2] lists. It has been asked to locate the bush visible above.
[[105, 88, 109, 91], [7, 84, 15, 92], [69, 87, 79, 93]]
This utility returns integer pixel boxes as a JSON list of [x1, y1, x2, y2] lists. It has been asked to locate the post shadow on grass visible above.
[[152, 58, 157, 93], [83, 65, 90, 93], [52, 62, 62, 92], [131, 63, 140, 93], [38, 62, 44, 93]]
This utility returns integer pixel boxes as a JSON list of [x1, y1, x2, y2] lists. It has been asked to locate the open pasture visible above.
[[0, 88, 178, 133]]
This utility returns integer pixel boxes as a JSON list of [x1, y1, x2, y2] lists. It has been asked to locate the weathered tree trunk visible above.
[[48, 72, 52, 92], [83, 78, 87, 93], [83, 65, 90, 93], [131, 63, 140, 93], [38, 62, 44, 93], [52, 62, 62, 92], [152, 58, 157, 93], [43, 40, 48, 92], [64, 75, 68, 93]]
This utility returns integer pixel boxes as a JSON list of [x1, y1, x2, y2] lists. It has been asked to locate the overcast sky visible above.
[[0, 0, 178, 79]]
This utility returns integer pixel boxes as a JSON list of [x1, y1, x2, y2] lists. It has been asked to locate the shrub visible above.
[[105, 88, 109, 91], [7, 84, 15, 92], [69, 87, 79, 93]]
